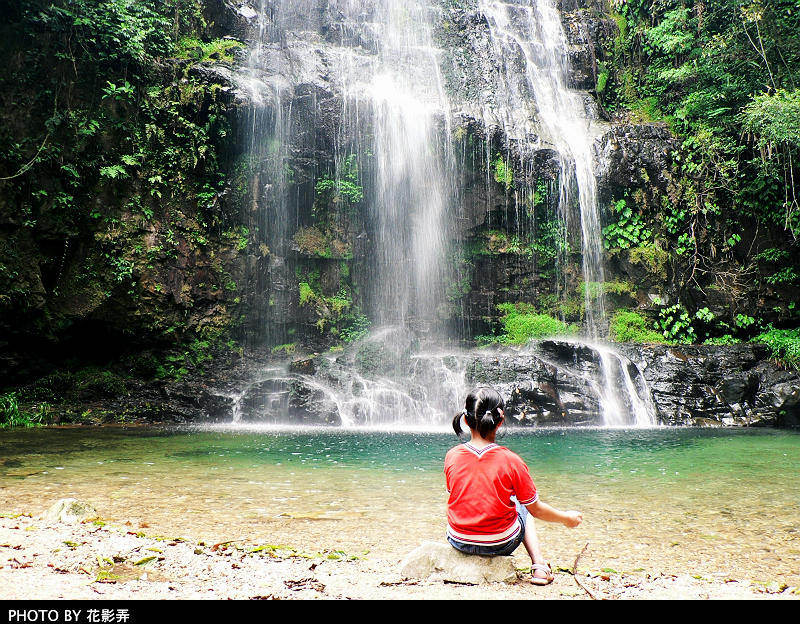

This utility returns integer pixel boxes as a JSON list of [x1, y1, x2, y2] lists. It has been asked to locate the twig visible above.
[[571, 542, 598, 600], [211, 539, 245, 551], [0, 134, 50, 180]]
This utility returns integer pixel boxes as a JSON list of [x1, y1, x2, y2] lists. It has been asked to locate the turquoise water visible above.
[[2, 425, 799, 583]]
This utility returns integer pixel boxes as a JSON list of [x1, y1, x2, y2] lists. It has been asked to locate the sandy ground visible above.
[[1, 512, 798, 601]]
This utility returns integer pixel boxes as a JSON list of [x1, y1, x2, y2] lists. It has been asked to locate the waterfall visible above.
[[596, 346, 656, 427], [478, 0, 655, 425], [330, 0, 457, 332], [230, 0, 657, 427], [479, 0, 607, 338]]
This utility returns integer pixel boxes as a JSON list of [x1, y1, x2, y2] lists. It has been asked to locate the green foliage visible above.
[[703, 335, 740, 345], [176, 36, 244, 64], [754, 247, 790, 264], [764, 266, 798, 286], [299, 282, 315, 307], [741, 89, 800, 151], [271, 343, 297, 356], [155, 338, 215, 381], [296, 270, 360, 338], [754, 328, 800, 369], [494, 303, 577, 344], [602, 199, 651, 249], [292, 227, 352, 259], [600, 0, 800, 280], [467, 229, 543, 258], [314, 155, 364, 214], [0, 392, 46, 428], [0, 0, 236, 340], [734, 314, 756, 331], [339, 313, 371, 343], [643, 7, 695, 56], [596, 70, 609, 94], [627, 244, 669, 278], [656, 303, 696, 343]]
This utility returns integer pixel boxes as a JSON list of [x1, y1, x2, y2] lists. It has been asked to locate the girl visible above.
[[444, 387, 582, 585]]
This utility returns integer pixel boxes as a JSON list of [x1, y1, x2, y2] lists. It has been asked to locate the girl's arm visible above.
[[526, 499, 582, 528]]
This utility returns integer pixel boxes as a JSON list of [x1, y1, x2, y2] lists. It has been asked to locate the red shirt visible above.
[[444, 442, 538, 545]]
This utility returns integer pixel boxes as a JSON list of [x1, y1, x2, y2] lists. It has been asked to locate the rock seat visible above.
[[398, 541, 519, 585]]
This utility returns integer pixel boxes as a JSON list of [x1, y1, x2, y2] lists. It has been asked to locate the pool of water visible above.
[[2, 425, 799, 584]]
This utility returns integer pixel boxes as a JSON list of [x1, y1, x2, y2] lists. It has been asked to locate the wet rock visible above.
[[235, 376, 341, 425], [765, 381, 800, 410], [289, 357, 317, 375], [398, 541, 518, 585], [595, 124, 678, 201], [43, 499, 98, 525], [618, 343, 800, 426]]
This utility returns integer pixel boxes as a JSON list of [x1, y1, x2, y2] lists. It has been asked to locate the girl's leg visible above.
[[521, 518, 554, 585]]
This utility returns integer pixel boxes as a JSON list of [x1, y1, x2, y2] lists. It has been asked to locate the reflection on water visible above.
[[1, 426, 799, 584]]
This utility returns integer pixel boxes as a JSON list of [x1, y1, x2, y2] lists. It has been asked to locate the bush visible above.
[[610, 310, 666, 343], [753, 328, 800, 369], [496, 303, 577, 344]]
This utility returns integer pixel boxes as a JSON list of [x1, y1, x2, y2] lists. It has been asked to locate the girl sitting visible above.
[[444, 387, 582, 585]]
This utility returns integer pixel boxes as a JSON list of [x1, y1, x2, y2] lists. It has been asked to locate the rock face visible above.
[[43, 499, 98, 524], [595, 124, 679, 202], [205, 339, 800, 428], [618, 343, 800, 427], [399, 541, 518, 584]]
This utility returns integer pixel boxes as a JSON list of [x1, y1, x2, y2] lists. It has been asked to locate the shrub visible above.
[[753, 328, 800, 369]]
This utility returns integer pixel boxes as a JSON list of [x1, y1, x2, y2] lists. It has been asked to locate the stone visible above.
[[289, 357, 317, 375], [398, 541, 518, 585], [43, 498, 98, 524]]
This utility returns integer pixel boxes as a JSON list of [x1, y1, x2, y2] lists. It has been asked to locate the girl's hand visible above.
[[563, 511, 582, 528]]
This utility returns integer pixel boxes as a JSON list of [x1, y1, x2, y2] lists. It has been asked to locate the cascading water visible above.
[[332, 0, 457, 331], [479, 0, 607, 338], [232, 0, 656, 428]]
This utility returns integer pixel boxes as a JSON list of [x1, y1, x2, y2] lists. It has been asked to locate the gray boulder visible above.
[[43, 498, 98, 524], [398, 541, 518, 585]]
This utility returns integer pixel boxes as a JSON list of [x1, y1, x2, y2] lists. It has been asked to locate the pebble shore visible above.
[[1, 513, 796, 601]]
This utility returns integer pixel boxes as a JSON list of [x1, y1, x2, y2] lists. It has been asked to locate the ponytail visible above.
[[452, 410, 466, 436]]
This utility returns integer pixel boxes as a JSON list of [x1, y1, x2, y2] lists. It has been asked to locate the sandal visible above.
[[531, 563, 554, 586]]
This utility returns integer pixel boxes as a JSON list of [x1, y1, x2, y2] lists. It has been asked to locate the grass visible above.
[[0, 393, 47, 429]]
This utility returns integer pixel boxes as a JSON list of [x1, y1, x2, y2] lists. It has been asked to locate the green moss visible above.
[[176, 37, 245, 64], [581, 281, 635, 300], [271, 343, 297, 356], [466, 230, 537, 257], [299, 282, 315, 307], [493, 155, 513, 190], [610, 309, 666, 343], [628, 244, 669, 278], [292, 227, 351, 259], [496, 303, 578, 344]]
